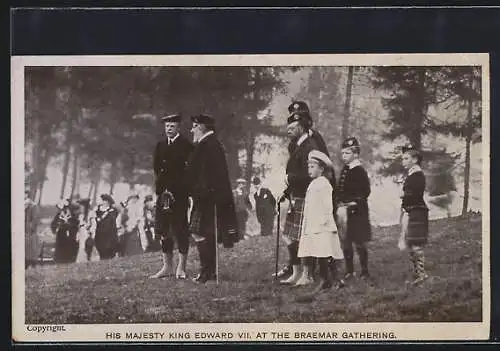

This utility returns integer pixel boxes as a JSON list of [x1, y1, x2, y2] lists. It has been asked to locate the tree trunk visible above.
[[461, 76, 474, 217], [341, 66, 354, 143], [87, 182, 94, 199], [91, 166, 102, 206], [59, 120, 73, 199], [70, 145, 79, 198], [109, 160, 119, 195]]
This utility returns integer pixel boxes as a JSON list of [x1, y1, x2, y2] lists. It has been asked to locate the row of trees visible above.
[[25, 66, 292, 205], [296, 65, 481, 216], [25, 65, 482, 216]]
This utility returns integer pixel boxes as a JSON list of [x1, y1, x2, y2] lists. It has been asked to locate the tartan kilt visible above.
[[155, 196, 188, 239], [188, 199, 215, 238], [405, 206, 429, 246], [283, 196, 305, 242]]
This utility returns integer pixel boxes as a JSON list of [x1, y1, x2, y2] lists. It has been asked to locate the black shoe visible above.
[[344, 272, 355, 281], [359, 271, 370, 280], [193, 272, 217, 284], [273, 265, 292, 278]]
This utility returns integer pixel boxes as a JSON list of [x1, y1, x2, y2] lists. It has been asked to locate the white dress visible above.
[[75, 214, 90, 263], [298, 176, 344, 259]]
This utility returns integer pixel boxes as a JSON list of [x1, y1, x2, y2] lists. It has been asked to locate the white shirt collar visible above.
[[197, 130, 214, 143], [408, 165, 422, 176], [348, 159, 362, 169], [296, 132, 309, 147], [168, 133, 180, 143]]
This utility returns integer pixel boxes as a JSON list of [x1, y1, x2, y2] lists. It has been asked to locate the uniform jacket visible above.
[[285, 134, 320, 198], [337, 162, 372, 242], [186, 133, 239, 247], [402, 169, 428, 211]]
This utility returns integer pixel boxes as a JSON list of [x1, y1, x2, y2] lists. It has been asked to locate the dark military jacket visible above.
[[337, 163, 372, 242], [153, 134, 194, 197]]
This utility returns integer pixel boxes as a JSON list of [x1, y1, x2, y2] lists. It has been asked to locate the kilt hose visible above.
[[282, 196, 305, 243], [403, 206, 429, 247]]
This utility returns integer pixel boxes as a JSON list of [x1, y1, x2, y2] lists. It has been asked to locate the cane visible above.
[[274, 201, 281, 282]]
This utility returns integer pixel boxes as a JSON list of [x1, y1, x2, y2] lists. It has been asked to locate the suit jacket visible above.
[[186, 133, 238, 247], [153, 134, 194, 197], [285, 135, 320, 198], [254, 187, 276, 220]]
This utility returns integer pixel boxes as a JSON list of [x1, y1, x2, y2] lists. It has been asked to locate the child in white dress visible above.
[[296, 150, 344, 291]]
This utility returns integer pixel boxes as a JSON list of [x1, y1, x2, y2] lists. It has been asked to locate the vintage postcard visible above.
[[12, 53, 490, 342]]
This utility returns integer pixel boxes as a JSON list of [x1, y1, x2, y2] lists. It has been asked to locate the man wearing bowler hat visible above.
[[186, 114, 239, 283], [150, 114, 194, 279]]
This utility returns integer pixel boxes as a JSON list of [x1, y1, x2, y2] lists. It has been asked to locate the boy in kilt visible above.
[[336, 137, 372, 280], [399, 145, 429, 285]]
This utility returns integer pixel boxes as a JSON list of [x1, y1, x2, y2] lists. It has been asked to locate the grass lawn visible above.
[[25, 214, 483, 324]]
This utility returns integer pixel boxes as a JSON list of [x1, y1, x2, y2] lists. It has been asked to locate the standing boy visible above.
[[336, 137, 372, 280]]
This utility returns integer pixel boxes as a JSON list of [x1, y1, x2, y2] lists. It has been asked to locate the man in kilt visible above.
[[186, 114, 239, 284], [336, 137, 372, 281], [399, 144, 429, 285], [278, 107, 328, 285], [275, 101, 331, 280], [150, 114, 194, 279]]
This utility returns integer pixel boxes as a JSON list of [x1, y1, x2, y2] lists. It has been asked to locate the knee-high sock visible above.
[[288, 241, 300, 266], [318, 258, 330, 282], [411, 245, 425, 277], [343, 242, 354, 274], [355, 243, 368, 274]]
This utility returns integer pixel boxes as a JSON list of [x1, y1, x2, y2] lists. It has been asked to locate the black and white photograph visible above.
[[12, 54, 490, 342]]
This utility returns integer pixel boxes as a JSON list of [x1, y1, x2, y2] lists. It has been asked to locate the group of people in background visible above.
[[47, 192, 161, 264]]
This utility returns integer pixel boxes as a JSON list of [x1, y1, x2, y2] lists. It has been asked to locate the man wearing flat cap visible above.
[[150, 114, 194, 279], [186, 114, 239, 283]]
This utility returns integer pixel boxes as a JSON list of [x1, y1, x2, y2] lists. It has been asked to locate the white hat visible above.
[[308, 150, 333, 169], [236, 178, 247, 183]]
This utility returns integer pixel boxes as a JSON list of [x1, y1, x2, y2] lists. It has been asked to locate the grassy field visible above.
[[25, 214, 483, 324]]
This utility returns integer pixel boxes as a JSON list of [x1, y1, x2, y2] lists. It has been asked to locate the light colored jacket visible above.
[[301, 176, 338, 236]]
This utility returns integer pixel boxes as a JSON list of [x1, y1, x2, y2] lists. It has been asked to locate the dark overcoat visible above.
[[254, 187, 276, 223], [94, 207, 119, 256], [337, 164, 372, 243], [51, 208, 79, 263], [186, 133, 239, 247]]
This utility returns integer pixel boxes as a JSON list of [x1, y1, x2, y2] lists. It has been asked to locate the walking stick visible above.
[[215, 204, 219, 285], [274, 201, 281, 282]]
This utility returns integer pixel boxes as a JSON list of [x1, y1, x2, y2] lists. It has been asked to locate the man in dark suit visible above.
[[252, 177, 276, 237], [150, 114, 194, 279], [186, 114, 239, 283]]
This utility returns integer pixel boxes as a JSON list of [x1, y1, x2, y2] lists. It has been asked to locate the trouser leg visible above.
[[355, 242, 369, 276]]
